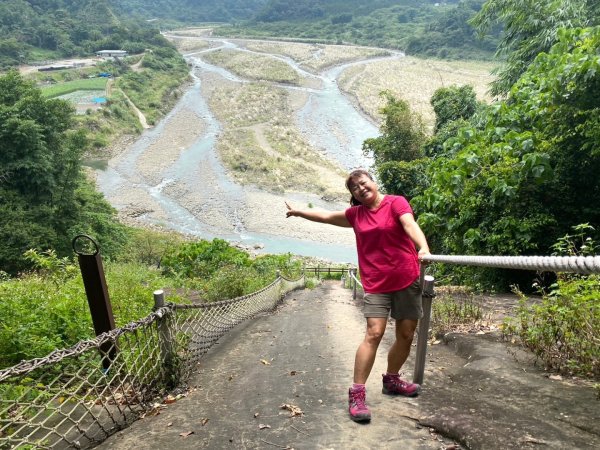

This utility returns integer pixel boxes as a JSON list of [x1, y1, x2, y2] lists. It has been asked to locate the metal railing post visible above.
[[73, 235, 116, 371], [153, 289, 178, 388], [352, 268, 357, 300], [413, 273, 435, 385]]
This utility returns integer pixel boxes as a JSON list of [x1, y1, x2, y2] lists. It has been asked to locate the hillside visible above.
[[219, 0, 498, 60], [0, 0, 267, 67], [0, 0, 497, 68]]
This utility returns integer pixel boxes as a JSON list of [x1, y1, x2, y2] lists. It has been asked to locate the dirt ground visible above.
[[98, 281, 600, 450], [18, 57, 102, 75]]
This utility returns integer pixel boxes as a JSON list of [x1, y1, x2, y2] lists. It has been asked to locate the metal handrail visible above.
[[422, 254, 600, 274], [341, 253, 600, 385]]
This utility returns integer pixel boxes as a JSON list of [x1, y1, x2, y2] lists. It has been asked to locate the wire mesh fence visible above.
[[0, 274, 304, 449]]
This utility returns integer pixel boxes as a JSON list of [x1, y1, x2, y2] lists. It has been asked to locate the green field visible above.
[[41, 78, 109, 98]]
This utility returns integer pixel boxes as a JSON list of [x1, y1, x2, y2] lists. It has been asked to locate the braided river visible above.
[[96, 38, 403, 263]]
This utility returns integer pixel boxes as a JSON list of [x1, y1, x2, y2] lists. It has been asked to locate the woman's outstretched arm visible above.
[[285, 202, 352, 228]]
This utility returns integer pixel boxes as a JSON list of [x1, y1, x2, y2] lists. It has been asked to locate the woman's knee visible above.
[[365, 321, 386, 343], [396, 320, 418, 341]]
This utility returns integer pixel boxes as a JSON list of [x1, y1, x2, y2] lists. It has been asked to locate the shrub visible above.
[[502, 225, 600, 379]]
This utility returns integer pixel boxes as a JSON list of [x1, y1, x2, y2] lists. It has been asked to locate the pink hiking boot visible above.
[[348, 385, 371, 422], [382, 373, 421, 397]]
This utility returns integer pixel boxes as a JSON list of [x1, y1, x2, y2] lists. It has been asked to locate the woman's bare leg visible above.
[[387, 319, 418, 373], [353, 317, 387, 384]]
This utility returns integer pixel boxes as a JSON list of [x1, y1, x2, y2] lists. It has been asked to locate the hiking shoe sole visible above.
[[349, 413, 371, 423], [382, 386, 421, 397]]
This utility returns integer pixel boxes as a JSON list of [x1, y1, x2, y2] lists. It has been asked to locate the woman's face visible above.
[[348, 174, 379, 206]]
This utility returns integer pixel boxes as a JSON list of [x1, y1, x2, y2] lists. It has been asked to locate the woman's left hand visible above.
[[418, 248, 431, 264]]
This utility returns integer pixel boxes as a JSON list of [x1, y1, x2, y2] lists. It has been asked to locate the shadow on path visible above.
[[98, 281, 599, 450]]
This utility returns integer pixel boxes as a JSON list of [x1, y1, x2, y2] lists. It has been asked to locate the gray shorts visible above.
[[363, 278, 423, 320]]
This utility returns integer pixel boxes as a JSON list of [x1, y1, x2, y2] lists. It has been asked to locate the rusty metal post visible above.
[[413, 273, 435, 385], [72, 235, 116, 371]]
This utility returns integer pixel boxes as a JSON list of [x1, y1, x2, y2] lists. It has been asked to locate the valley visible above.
[[95, 31, 495, 262]]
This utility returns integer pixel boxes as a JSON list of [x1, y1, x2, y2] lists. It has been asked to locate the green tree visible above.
[[470, 0, 595, 96], [376, 159, 429, 200], [0, 71, 126, 273], [414, 27, 600, 288], [0, 38, 28, 67], [430, 85, 479, 132], [362, 91, 426, 166]]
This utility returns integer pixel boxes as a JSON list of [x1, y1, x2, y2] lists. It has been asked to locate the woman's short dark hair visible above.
[[345, 169, 374, 206]]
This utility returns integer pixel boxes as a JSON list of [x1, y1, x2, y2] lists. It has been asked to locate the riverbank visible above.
[[97, 35, 495, 259], [103, 97, 356, 251]]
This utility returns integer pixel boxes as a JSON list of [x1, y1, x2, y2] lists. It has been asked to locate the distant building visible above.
[[96, 50, 128, 58]]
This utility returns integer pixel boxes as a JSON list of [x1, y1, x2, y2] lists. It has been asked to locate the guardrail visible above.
[[343, 254, 600, 385], [304, 266, 347, 278], [0, 274, 305, 449]]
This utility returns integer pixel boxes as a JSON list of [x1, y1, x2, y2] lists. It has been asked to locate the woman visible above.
[[285, 169, 430, 422]]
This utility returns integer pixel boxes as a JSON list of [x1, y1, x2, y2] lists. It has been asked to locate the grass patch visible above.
[[504, 277, 600, 380], [201, 49, 301, 85], [208, 82, 289, 127], [41, 78, 108, 98], [116, 70, 188, 126], [209, 81, 347, 198], [338, 56, 497, 129], [244, 40, 390, 72], [431, 286, 486, 338], [171, 37, 211, 52]]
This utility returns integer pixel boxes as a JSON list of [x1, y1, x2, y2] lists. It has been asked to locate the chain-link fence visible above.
[[0, 274, 304, 449]]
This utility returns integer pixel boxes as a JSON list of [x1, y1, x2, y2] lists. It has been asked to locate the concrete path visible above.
[[98, 281, 599, 450]]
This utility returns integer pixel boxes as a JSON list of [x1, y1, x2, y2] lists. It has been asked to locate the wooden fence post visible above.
[[413, 274, 435, 385]]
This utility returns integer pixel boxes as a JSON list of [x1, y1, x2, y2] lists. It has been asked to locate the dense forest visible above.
[[0, 0, 499, 67], [221, 0, 499, 60], [364, 1, 600, 288], [0, 0, 182, 67]]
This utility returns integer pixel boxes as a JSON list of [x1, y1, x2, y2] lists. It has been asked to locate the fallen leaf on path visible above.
[[260, 359, 271, 365], [179, 431, 194, 438], [201, 418, 209, 426], [254, 412, 260, 418], [280, 403, 303, 417], [259, 423, 271, 429], [167, 422, 173, 427], [164, 395, 177, 404], [548, 374, 563, 381]]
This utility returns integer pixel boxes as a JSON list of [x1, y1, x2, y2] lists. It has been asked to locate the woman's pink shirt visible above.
[[345, 195, 419, 293]]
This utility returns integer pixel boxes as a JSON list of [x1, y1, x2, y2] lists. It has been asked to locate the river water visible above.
[[96, 38, 400, 263]]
